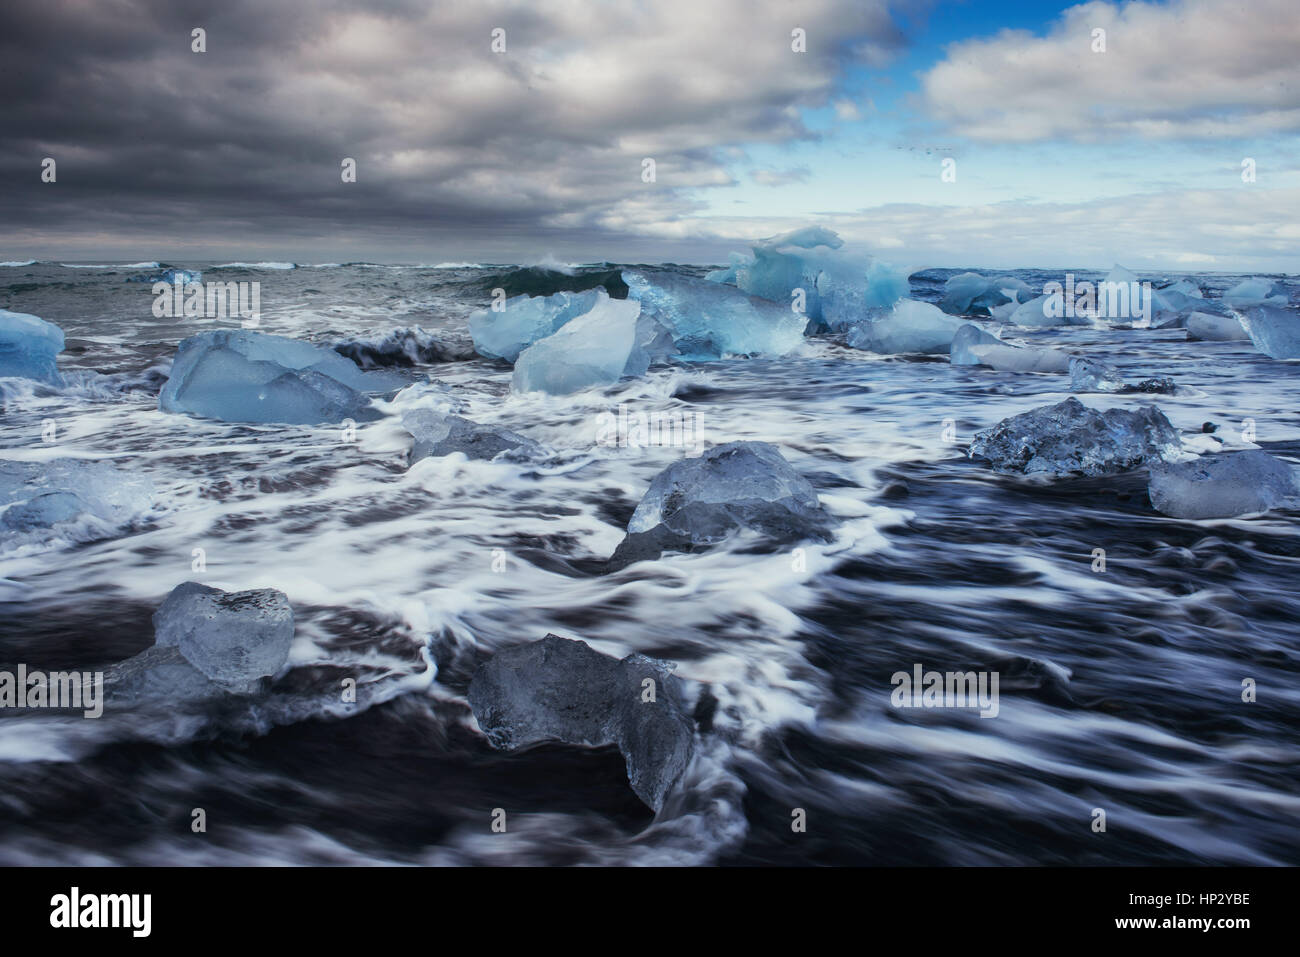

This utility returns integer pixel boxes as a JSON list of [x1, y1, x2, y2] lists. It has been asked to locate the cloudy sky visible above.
[[2, 0, 1297, 270]]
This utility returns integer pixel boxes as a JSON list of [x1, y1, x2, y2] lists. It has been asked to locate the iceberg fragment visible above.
[[949, 322, 1003, 365], [468, 633, 695, 812], [969, 397, 1180, 477], [0, 309, 64, 385], [1239, 305, 1300, 359], [705, 252, 754, 284], [1148, 450, 1297, 519], [1069, 357, 1126, 393], [847, 299, 966, 354], [625, 269, 806, 358], [1186, 312, 1248, 342], [949, 325, 1072, 373], [612, 441, 832, 566], [152, 581, 294, 693], [1222, 277, 1288, 310], [159, 329, 400, 424], [0, 459, 153, 540], [402, 408, 542, 464], [939, 273, 1032, 316], [107, 581, 295, 704], [731, 227, 909, 328], [512, 295, 646, 394], [468, 289, 603, 362]]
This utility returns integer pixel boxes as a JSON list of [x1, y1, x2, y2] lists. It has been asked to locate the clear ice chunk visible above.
[[848, 299, 966, 354], [159, 329, 399, 424], [625, 269, 807, 358], [467, 633, 695, 812], [1148, 450, 1296, 519], [468, 289, 603, 362], [0, 308, 64, 385], [152, 581, 294, 692], [512, 295, 646, 394], [1239, 305, 1300, 359], [970, 397, 1180, 477]]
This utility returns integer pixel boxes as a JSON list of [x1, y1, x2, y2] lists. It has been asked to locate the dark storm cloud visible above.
[[0, 0, 910, 260]]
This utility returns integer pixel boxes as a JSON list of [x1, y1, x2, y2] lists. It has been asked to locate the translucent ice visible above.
[[939, 273, 1032, 316], [1069, 357, 1126, 393], [949, 322, 1003, 365], [1222, 277, 1288, 310], [151, 581, 294, 693], [1239, 305, 1300, 359], [950, 325, 1071, 374], [847, 299, 965, 354], [705, 252, 754, 284], [1148, 450, 1296, 519], [402, 407, 541, 464], [625, 269, 806, 359], [468, 633, 694, 812], [970, 397, 1180, 477], [512, 295, 646, 394], [612, 441, 832, 566], [1186, 312, 1248, 342], [468, 289, 603, 362], [159, 329, 400, 424], [731, 227, 909, 328], [0, 459, 153, 538], [0, 309, 64, 385]]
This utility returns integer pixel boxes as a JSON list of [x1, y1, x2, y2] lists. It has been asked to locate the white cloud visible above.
[[919, 0, 1300, 141]]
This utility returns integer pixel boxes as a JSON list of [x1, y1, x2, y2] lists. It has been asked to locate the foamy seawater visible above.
[[1, 260, 1297, 865]]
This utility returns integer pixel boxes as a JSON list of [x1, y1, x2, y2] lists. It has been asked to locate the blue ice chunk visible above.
[[159, 329, 400, 424], [847, 300, 965, 354], [705, 252, 754, 284], [731, 227, 909, 328], [1240, 305, 1300, 358], [512, 295, 646, 394], [970, 397, 1179, 477], [468, 289, 603, 362], [1222, 277, 1287, 309], [1149, 450, 1297, 519], [939, 273, 1032, 315], [0, 458, 153, 538], [624, 270, 807, 359], [0, 309, 64, 385]]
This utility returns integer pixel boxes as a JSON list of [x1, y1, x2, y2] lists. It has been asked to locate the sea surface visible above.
[[1, 259, 1297, 865]]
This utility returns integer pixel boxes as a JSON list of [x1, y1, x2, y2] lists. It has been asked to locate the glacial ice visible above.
[[0, 309, 64, 385], [512, 295, 647, 394], [730, 227, 910, 329], [1239, 305, 1300, 359], [612, 441, 831, 566], [847, 299, 966, 354], [1222, 277, 1288, 310], [468, 633, 695, 812], [949, 325, 1072, 374], [1186, 312, 1248, 342], [152, 581, 294, 693], [1069, 357, 1126, 393], [402, 407, 542, 464], [1148, 450, 1296, 519], [969, 397, 1180, 477], [159, 329, 400, 424], [705, 252, 754, 284], [949, 322, 1003, 365], [625, 269, 806, 358], [468, 289, 603, 362], [939, 273, 1033, 316], [0, 459, 153, 537]]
